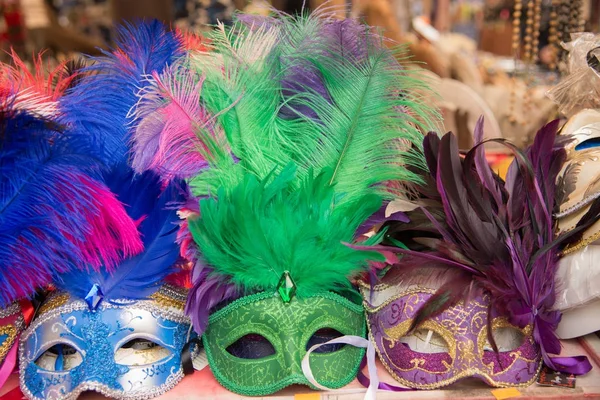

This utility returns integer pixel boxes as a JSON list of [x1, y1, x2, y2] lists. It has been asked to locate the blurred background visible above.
[[2, 0, 597, 62], [1, 0, 598, 150]]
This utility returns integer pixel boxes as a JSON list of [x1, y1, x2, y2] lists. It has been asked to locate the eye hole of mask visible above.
[[576, 137, 600, 150], [399, 329, 450, 354], [306, 328, 345, 353], [482, 327, 526, 373], [226, 334, 276, 359], [115, 339, 171, 366], [35, 344, 83, 371], [484, 327, 525, 352]]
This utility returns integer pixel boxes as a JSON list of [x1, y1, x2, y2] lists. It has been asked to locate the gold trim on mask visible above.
[[370, 331, 542, 389], [37, 293, 70, 316], [361, 286, 436, 313], [357, 279, 388, 292], [37, 286, 186, 316], [382, 318, 457, 371], [149, 291, 186, 311], [0, 324, 18, 361], [561, 229, 600, 256], [477, 317, 536, 376], [364, 287, 542, 389]]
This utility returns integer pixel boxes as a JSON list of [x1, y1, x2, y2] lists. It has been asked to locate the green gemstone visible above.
[[276, 271, 296, 303]]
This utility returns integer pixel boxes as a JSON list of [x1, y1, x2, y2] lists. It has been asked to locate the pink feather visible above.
[[131, 65, 218, 180], [0, 51, 77, 117], [74, 176, 144, 270]]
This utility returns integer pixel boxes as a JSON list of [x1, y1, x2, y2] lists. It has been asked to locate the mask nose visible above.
[[282, 338, 303, 376]]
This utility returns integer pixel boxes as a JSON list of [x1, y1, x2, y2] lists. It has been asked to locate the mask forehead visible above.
[[204, 291, 365, 396], [20, 290, 193, 400], [362, 283, 541, 389]]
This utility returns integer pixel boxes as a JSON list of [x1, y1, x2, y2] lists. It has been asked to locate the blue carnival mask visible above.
[[19, 286, 197, 400]]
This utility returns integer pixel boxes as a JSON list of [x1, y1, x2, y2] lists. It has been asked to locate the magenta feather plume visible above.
[[0, 107, 143, 308], [55, 170, 185, 303]]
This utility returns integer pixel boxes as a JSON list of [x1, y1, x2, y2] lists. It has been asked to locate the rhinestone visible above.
[[84, 284, 104, 310], [276, 271, 296, 303]]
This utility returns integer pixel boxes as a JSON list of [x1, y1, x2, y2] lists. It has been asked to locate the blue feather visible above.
[[59, 20, 185, 167], [103, 166, 164, 220], [0, 109, 141, 308], [57, 168, 185, 302]]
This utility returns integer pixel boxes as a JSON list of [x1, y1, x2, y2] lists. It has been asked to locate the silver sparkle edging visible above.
[[555, 191, 600, 218], [0, 302, 21, 319], [14, 314, 25, 331]]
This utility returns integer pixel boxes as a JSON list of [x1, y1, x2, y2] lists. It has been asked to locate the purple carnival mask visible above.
[[360, 273, 541, 389]]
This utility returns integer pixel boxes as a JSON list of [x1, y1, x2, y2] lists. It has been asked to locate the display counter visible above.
[[2, 335, 599, 400]]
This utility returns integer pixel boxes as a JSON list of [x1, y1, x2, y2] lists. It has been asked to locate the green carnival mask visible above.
[[204, 291, 366, 396], [129, 10, 434, 398]]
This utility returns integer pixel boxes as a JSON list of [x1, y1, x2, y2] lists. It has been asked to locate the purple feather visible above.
[[320, 19, 378, 62], [378, 120, 576, 371], [466, 117, 505, 207], [236, 13, 282, 30], [279, 62, 331, 120], [423, 133, 440, 178], [356, 201, 409, 237], [185, 262, 240, 334]]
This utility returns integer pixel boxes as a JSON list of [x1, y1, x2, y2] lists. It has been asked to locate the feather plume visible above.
[[59, 20, 187, 167], [130, 64, 231, 181], [148, 12, 436, 200], [185, 263, 240, 334], [56, 169, 184, 302], [130, 11, 435, 333], [61, 58, 89, 90], [284, 17, 433, 206], [187, 164, 385, 298], [0, 108, 142, 308], [380, 120, 581, 371], [0, 51, 80, 117], [175, 28, 207, 53]]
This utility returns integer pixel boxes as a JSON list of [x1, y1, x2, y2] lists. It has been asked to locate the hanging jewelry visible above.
[[569, 0, 583, 33], [548, 0, 560, 71], [508, 0, 523, 124]]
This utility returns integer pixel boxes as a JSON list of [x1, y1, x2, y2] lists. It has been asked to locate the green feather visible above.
[[286, 49, 432, 207], [189, 21, 288, 195], [188, 164, 385, 296], [178, 12, 437, 293], [261, 13, 436, 207]]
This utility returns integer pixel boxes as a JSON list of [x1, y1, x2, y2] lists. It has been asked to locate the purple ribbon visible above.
[[532, 311, 593, 376], [548, 356, 593, 375]]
